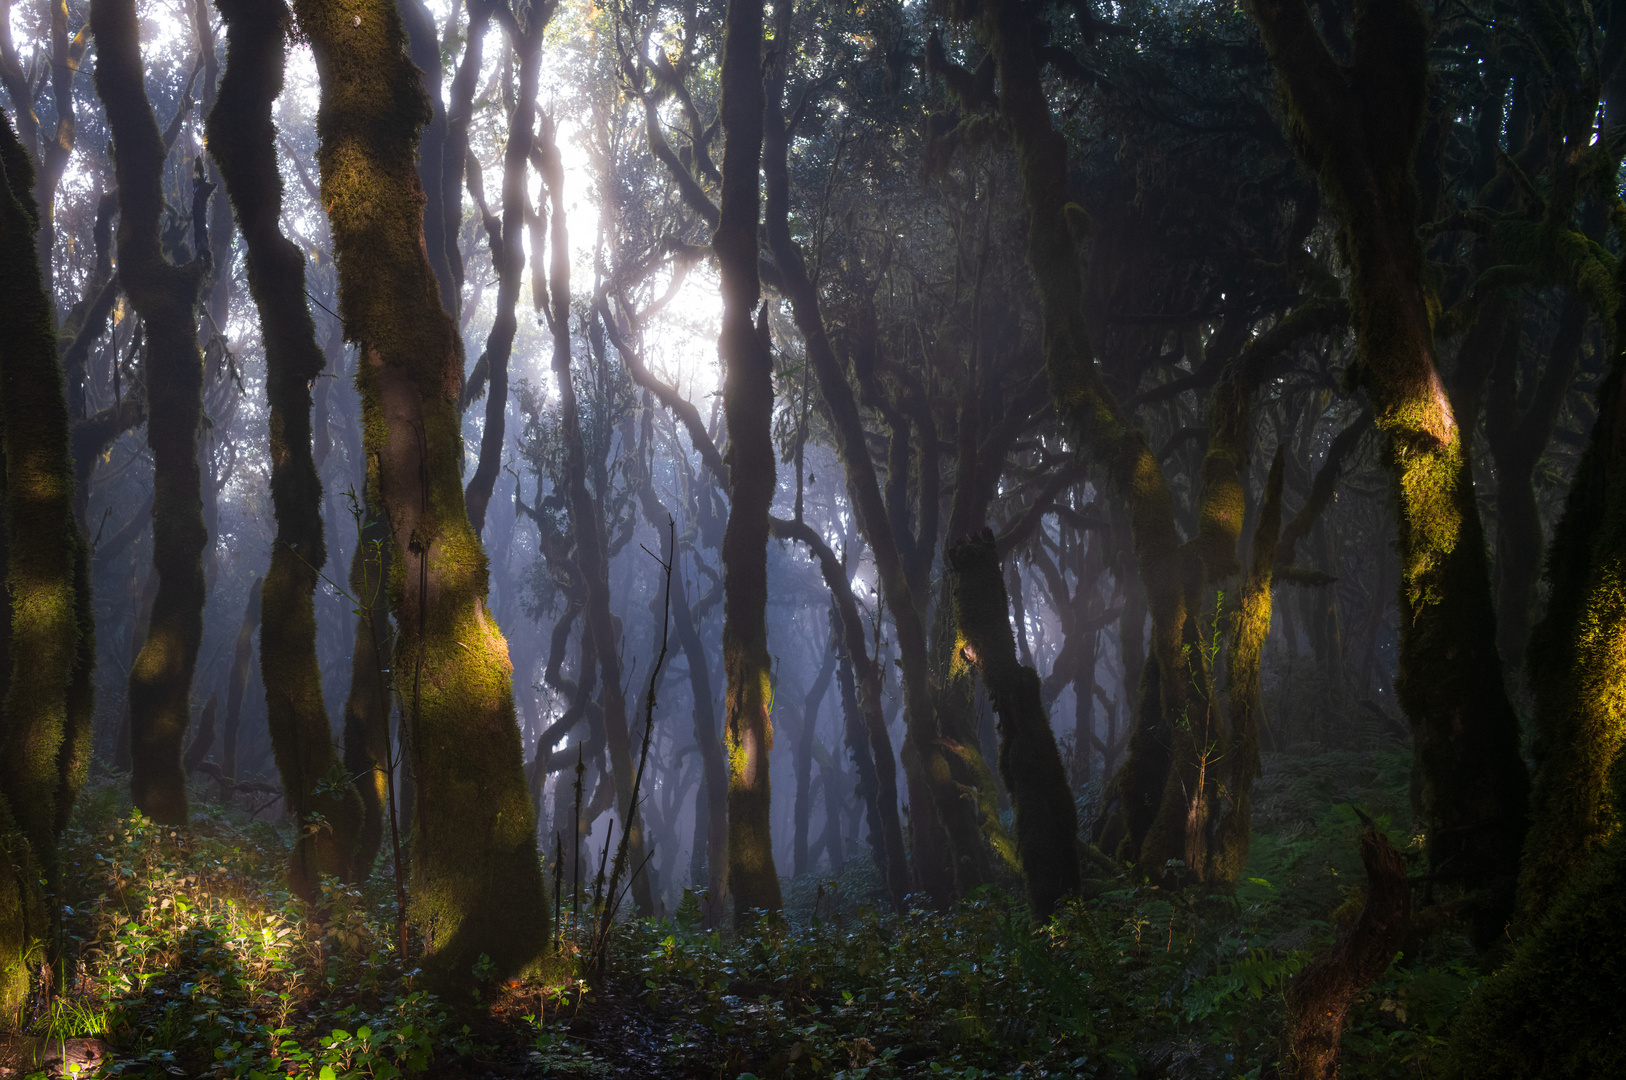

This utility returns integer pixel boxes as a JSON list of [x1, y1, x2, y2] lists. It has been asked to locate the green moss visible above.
[[291, 0, 546, 984]]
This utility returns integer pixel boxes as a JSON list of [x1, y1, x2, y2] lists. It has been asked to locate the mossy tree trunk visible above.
[[1248, 0, 1530, 931], [209, 0, 362, 897], [715, 0, 782, 924], [0, 110, 92, 1025], [290, 0, 546, 982], [92, 0, 211, 828], [1519, 306, 1626, 922], [947, 531, 1081, 918]]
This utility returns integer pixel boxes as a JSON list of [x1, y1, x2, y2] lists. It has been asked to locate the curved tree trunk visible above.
[[291, 0, 546, 983], [209, 0, 361, 897], [715, 0, 782, 924], [464, 8, 545, 534], [948, 530, 1080, 918], [92, 0, 211, 827]]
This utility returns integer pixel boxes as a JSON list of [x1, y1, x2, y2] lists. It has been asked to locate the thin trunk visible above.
[[93, 0, 212, 826], [535, 122, 653, 916], [292, 0, 546, 983], [210, 0, 361, 896]]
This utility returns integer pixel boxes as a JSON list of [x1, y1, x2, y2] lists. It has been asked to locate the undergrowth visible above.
[[7, 735, 1480, 1079]]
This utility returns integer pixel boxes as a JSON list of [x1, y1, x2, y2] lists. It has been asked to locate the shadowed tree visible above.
[[1248, 0, 1530, 934], [91, 0, 211, 827], [715, 0, 782, 924]]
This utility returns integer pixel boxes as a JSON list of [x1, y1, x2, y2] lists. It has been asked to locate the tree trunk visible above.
[[0, 109, 92, 1020], [221, 577, 261, 783], [1248, 0, 1530, 934], [92, 0, 211, 827], [947, 530, 1081, 918], [291, 0, 546, 983], [1283, 825, 1409, 1080], [209, 0, 362, 897], [715, 0, 782, 924]]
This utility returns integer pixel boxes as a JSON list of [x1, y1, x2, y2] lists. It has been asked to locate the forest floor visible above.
[[3, 722, 1484, 1080]]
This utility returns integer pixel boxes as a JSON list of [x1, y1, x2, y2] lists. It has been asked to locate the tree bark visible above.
[[290, 0, 546, 982], [1283, 825, 1409, 1080], [209, 0, 361, 896], [947, 530, 1081, 918], [92, 0, 211, 827], [221, 577, 260, 783], [1248, 0, 1530, 934], [715, 0, 782, 924], [0, 108, 92, 1019]]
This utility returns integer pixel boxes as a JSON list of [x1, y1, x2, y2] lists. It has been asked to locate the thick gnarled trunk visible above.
[[291, 0, 546, 983]]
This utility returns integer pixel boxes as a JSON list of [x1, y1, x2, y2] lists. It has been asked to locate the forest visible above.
[[0, 0, 1622, 1075]]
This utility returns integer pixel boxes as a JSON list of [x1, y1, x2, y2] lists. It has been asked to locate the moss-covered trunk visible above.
[[715, 0, 782, 924], [0, 110, 91, 1026], [209, 0, 361, 897], [92, 0, 211, 827], [948, 531, 1080, 918], [291, 0, 545, 982], [1248, 0, 1530, 931], [1519, 324, 1626, 920]]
